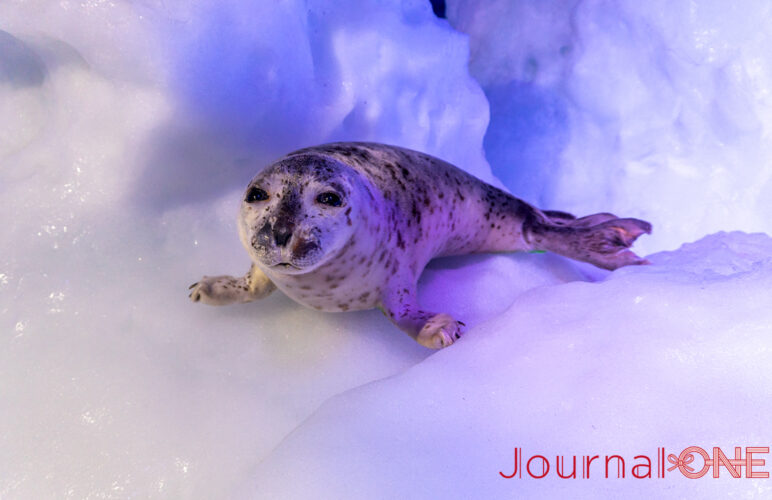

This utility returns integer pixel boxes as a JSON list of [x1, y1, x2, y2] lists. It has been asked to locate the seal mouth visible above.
[[273, 262, 301, 270]]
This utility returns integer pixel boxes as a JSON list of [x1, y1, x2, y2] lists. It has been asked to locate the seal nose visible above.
[[273, 221, 294, 247]]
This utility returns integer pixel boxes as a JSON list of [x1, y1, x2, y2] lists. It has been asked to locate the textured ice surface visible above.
[[447, 0, 772, 254], [2, 0, 772, 498], [245, 232, 772, 499]]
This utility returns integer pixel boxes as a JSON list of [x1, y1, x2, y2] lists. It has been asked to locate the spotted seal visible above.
[[189, 142, 651, 348]]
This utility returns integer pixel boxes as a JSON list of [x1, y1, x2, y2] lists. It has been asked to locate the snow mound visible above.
[[244, 231, 772, 499]]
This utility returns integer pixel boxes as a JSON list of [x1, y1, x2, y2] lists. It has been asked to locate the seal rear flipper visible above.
[[567, 212, 618, 228], [542, 210, 576, 225], [532, 216, 652, 271]]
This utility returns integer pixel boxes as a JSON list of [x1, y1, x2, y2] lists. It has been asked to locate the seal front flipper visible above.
[[190, 264, 276, 305], [379, 284, 464, 349]]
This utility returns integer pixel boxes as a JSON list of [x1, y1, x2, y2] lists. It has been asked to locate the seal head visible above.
[[237, 154, 366, 275]]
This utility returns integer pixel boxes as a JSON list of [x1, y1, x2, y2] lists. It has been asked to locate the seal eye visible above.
[[246, 187, 269, 203], [316, 192, 342, 207]]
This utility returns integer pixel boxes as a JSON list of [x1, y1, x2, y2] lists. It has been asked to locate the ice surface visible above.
[[245, 232, 772, 499], [447, 0, 772, 254], [2, 0, 772, 498]]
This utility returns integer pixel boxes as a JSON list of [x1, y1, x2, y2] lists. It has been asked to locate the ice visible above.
[[2, 0, 772, 498], [447, 0, 772, 254], [245, 232, 772, 499]]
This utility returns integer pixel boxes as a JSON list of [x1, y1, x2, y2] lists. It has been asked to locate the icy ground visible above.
[[246, 232, 772, 499], [2, 0, 772, 498]]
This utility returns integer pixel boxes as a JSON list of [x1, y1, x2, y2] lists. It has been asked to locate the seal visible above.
[[189, 142, 651, 348]]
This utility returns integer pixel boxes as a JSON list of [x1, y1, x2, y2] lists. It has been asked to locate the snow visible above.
[[447, 0, 772, 254], [246, 231, 772, 499], [1, 0, 771, 498]]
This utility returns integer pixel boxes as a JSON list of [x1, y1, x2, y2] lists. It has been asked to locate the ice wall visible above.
[[447, 0, 772, 253]]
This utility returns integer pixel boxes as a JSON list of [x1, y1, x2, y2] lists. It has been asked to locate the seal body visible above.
[[190, 142, 651, 348]]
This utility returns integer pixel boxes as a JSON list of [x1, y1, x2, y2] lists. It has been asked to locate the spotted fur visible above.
[[190, 142, 652, 349]]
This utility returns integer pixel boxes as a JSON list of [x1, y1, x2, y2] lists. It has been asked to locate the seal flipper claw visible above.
[[417, 313, 463, 349]]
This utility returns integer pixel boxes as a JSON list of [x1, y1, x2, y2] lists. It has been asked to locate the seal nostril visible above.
[[274, 225, 293, 247], [255, 221, 273, 247]]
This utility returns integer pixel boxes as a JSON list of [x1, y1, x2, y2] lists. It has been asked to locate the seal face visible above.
[[237, 154, 366, 275], [190, 142, 652, 349]]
